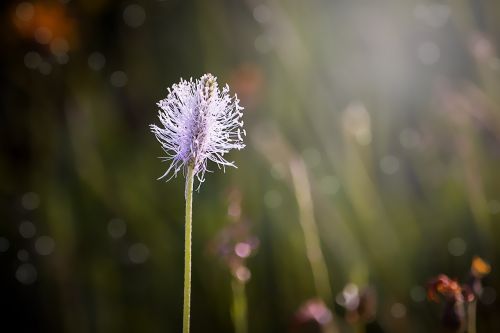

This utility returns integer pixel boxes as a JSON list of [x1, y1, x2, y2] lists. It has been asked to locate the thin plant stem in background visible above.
[[150, 74, 245, 333], [183, 164, 195, 333], [211, 190, 257, 333], [231, 278, 248, 333], [468, 300, 476, 333], [289, 157, 332, 304]]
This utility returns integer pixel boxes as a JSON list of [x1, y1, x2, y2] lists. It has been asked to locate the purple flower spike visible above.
[[150, 74, 246, 188]]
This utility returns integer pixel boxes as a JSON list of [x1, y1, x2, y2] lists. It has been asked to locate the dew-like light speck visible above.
[[418, 42, 440, 65], [264, 190, 282, 209], [320, 175, 340, 195], [235, 266, 251, 282], [39, 62, 52, 75], [16, 263, 37, 285], [56, 53, 69, 65], [123, 4, 146, 28], [414, 3, 450, 28], [22, 192, 40, 210], [390, 303, 407, 318], [19, 221, 36, 239], [235, 242, 251, 258], [17, 250, 30, 262], [488, 200, 500, 214], [50, 38, 69, 56], [108, 218, 127, 239], [448, 237, 466, 256], [34, 27, 53, 44], [0, 237, 10, 252], [16, 2, 34, 22], [128, 243, 150, 264], [343, 102, 372, 145], [255, 34, 273, 54], [302, 148, 322, 168], [35, 236, 55, 256], [270, 163, 286, 180], [88, 52, 106, 71], [24, 52, 41, 69], [380, 155, 400, 175], [253, 5, 271, 24], [110, 71, 128, 87], [410, 286, 426, 302], [400, 128, 421, 149], [480, 287, 496, 305]]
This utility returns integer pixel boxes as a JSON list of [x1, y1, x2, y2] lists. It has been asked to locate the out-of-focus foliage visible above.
[[1, 0, 500, 332]]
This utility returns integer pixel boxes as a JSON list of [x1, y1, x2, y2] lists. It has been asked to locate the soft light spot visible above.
[[55, 53, 69, 65], [88, 52, 106, 71], [123, 4, 146, 28], [470, 34, 494, 62], [17, 250, 30, 262], [16, 263, 37, 285], [343, 102, 372, 145], [35, 236, 55, 256], [235, 266, 251, 282], [410, 285, 426, 302], [320, 175, 340, 195], [24, 51, 41, 69], [255, 34, 273, 54], [110, 71, 128, 87], [448, 237, 466, 256], [380, 155, 400, 175], [0, 237, 9, 253], [418, 42, 440, 65], [489, 58, 500, 71], [400, 128, 421, 149], [235, 242, 251, 258], [270, 163, 286, 180], [390, 303, 406, 318], [227, 203, 241, 219], [264, 190, 282, 209], [253, 5, 271, 24], [39, 62, 52, 75], [50, 38, 69, 56], [34, 27, 52, 44], [337, 283, 359, 310], [302, 148, 321, 168], [414, 3, 450, 28], [488, 200, 500, 215], [16, 2, 34, 22], [19, 221, 36, 239], [480, 287, 496, 305], [108, 218, 127, 239], [128, 243, 150, 264], [22, 192, 39, 210]]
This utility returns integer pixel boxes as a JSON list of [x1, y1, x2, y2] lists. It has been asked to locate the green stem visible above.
[[468, 300, 477, 333], [289, 158, 333, 304], [231, 278, 248, 333], [183, 164, 195, 333]]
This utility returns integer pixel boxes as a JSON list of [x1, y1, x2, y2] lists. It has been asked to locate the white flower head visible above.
[[150, 73, 246, 188]]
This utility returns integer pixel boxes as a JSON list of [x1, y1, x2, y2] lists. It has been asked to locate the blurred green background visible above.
[[1, 0, 500, 332]]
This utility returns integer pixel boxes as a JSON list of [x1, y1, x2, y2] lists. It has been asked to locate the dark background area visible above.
[[1, 0, 500, 332]]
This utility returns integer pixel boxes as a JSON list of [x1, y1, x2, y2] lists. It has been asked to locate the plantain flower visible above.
[[150, 74, 246, 333], [150, 73, 246, 187]]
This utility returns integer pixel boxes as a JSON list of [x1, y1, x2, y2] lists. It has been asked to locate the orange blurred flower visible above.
[[427, 274, 474, 303], [471, 256, 491, 278], [12, 2, 77, 50]]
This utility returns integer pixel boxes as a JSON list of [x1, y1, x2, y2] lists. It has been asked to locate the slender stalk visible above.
[[468, 300, 477, 333], [231, 279, 248, 333], [289, 158, 333, 304], [183, 164, 195, 333], [290, 158, 339, 333]]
